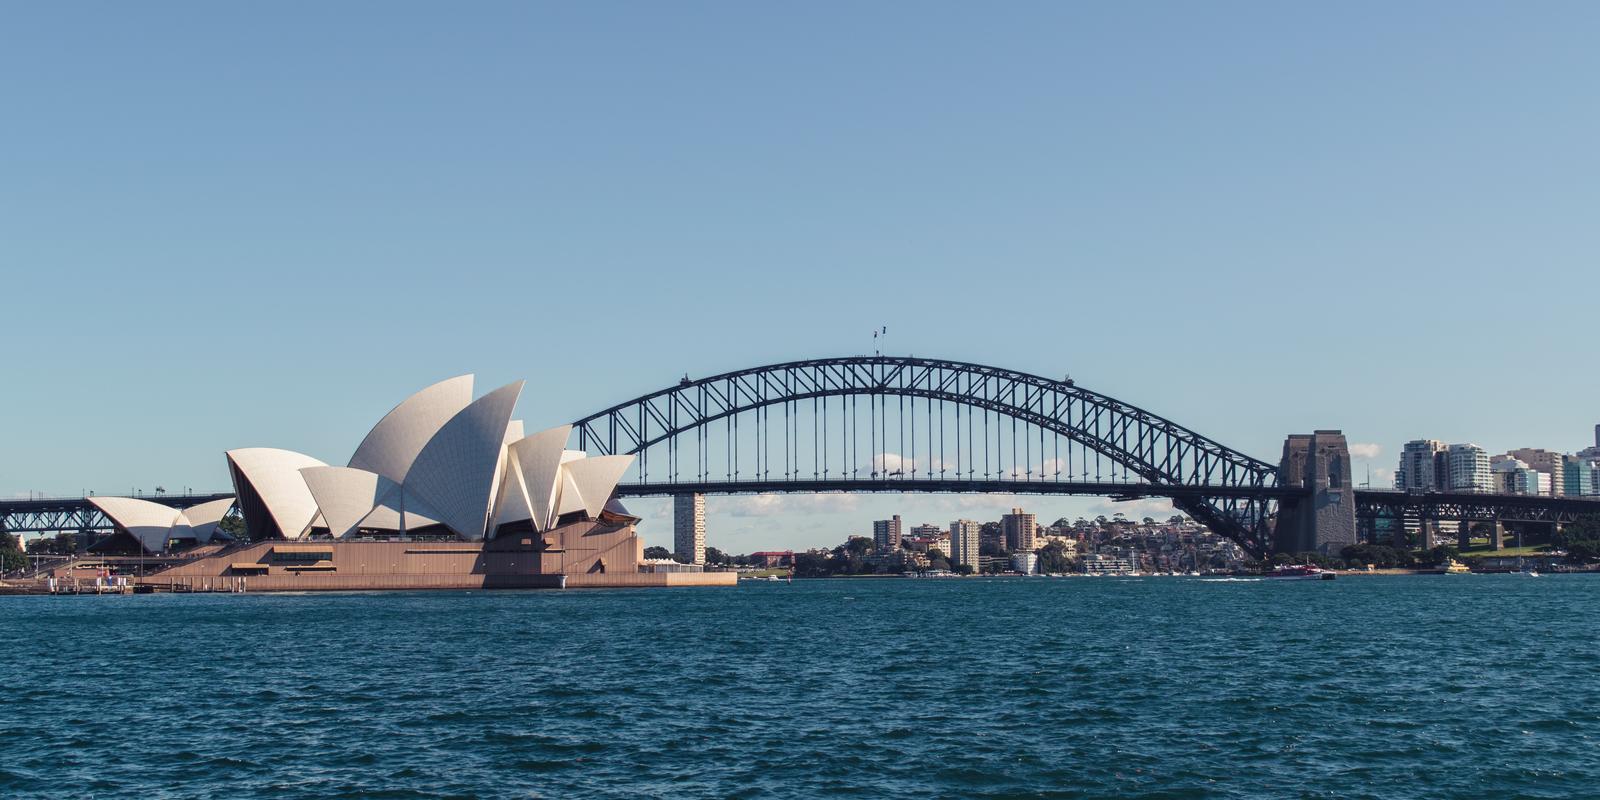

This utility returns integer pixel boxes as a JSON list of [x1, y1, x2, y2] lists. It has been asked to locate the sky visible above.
[[3, 2, 1597, 552]]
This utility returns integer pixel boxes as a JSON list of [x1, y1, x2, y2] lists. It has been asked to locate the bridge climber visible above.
[[569, 355, 1356, 560]]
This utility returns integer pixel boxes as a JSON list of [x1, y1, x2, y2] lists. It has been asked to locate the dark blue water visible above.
[[3, 575, 1597, 798]]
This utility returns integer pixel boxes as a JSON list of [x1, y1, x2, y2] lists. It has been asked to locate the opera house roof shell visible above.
[[92, 376, 636, 551]]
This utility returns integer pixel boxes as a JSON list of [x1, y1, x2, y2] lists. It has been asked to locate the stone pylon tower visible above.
[[1274, 430, 1357, 555]]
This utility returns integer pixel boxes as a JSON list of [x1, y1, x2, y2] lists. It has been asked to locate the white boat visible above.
[[1265, 564, 1335, 581]]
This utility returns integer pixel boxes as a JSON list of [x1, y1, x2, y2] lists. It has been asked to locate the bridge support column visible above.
[[1458, 521, 1470, 551], [1273, 431, 1357, 555], [673, 492, 706, 565], [1488, 522, 1504, 551], [1419, 518, 1438, 550]]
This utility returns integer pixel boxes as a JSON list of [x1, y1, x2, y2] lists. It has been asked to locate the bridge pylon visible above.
[[1273, 430, 1358, 556]]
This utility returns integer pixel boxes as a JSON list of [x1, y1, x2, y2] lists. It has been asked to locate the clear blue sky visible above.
[[4, 2, 1596, 551]]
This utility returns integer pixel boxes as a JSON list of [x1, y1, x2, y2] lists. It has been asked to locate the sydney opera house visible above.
[[83, 376, 733, 590]]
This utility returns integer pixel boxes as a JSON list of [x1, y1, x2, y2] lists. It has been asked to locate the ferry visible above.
[[1265, 564, 1335, 581], [1442, 559, 1471, 575]]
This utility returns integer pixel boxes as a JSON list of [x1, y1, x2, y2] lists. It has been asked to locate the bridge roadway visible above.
[[4, 485, 1598, 537]]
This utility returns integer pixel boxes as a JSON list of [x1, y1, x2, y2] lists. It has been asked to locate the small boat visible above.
[[1265, 564, 1335, 581], [1522, 569, 1540, 578], [1443, 559, 1471, 575]]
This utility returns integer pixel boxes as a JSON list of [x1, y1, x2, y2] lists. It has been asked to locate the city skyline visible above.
[[5, 3, 1599, 552]]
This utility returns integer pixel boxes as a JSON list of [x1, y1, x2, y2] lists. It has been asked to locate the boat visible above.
[[1265, 564, 1335, 581], [1442, 559, 1471, 575]]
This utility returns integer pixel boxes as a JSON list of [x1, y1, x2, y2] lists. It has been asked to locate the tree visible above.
[[1035, 541, 1074, 574], [1142, 517, 1155, 526], [794, 551, 832, 577], [643, 546, 672, 560], [1563, 514, 1600, 541], [705, 546, 729, 565], [0, 533, 25, 572], [1566, 540, 1600, 564], [218, 512, 247, 539], [980, 539, 1009, 558], [953, 563, 975, 576]]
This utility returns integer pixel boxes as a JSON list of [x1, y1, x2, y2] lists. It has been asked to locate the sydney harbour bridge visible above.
[[5, 356, 1598, 559]]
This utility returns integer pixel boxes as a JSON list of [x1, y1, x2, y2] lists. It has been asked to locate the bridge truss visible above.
[[573, 356, 1286, 556]]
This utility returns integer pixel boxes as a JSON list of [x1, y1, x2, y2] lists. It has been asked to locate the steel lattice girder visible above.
[[572, 356, 1283, 556]]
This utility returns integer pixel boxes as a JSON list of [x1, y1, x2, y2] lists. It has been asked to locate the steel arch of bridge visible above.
[[572, 356, 1285, 556]]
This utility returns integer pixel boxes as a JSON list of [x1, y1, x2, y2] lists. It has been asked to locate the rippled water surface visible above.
[[3, 575, 1598, 798]]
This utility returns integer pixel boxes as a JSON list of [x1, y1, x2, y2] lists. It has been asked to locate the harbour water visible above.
[[3, 575, 1596, 798]]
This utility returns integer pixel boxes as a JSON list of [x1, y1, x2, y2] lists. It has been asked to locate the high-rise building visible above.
[[909, 523, 943, 539], [1492, 459, 1541, 495], [1001, 507, 1037, 552], [1446, 444, 1492, 492], [949, 519, 981, 572], [1503, 448, 1566, 496], [673, 492, 706, 564], [873, 515, 903, 553], [1397, 440, 1449, 490]]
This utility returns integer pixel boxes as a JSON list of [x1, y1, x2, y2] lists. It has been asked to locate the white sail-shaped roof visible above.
[[562, 455, 634, 519], [555, 470, 586, 518], [179, 497, 237, 544], [300, 467, 398, 539], [89, 496, 181, 553], [404, 381, 524, 540], [489, 457, 534, 533], [226, 448, 328, 540], [352, 488, 446, 532], [348, 375, 474, 484], [508, 425, 571, 531]]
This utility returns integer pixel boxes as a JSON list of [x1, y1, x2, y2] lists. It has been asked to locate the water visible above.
[[3, 575, 1597, 798]]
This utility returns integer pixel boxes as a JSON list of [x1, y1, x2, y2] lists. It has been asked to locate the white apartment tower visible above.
[[1446, 444, 1492, 493], [949, 519, 982, 572]]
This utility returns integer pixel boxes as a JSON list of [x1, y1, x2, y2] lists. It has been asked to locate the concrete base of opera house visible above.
[[131, 521, 737, 592]]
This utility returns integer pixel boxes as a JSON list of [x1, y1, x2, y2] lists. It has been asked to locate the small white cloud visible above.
[[715, 494, 862, 518], [1085, 497, 1176, 520], [1348, 443, 1383, 460]]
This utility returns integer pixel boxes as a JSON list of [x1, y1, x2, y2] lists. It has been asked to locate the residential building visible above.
[[1492, 459, 1540, 495], [1001, 507, 1037, 551], [674, 492, 706, 564], [909, 523, 943, 539], [1397, 439, 1449, 490], [873, 515, 903, 553], [1081, 553, 1137, 575], [1446, 444, 1493, 492], [1010, 551, 1038, 575], [1503, 448, 1565, 496], [949, 519, 981, 572]]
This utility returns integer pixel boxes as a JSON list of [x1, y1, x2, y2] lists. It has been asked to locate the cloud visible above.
[[1348, 442, 1383, 460], [1084, 496, 1177, 521], [715, 494, 863, 518]]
